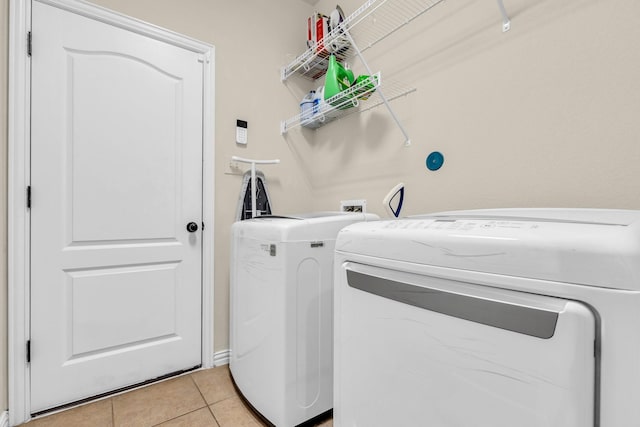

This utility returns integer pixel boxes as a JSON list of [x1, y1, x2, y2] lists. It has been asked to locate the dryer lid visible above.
[[336, 208, 640, 290], [415, 208, 640, 226]]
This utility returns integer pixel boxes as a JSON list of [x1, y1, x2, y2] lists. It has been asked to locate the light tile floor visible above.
[[20, 366, 333, 427]]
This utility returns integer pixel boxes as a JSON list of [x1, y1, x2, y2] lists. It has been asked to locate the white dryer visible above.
[[230, 212, 378, 426], [334, 208, 640, 427]]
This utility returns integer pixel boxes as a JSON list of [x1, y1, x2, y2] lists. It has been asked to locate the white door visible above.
[[30, 1, 204, 412]]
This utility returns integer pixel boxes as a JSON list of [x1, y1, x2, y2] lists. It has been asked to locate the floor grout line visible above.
[[188, 372, 211, 409], [189, 370, 224, 426], [110, 398, 115, 427], [149, 407, 211, 427], [207, 404, 222, 427]]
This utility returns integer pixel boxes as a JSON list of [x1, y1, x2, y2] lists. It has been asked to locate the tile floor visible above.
[[19, 365, 333, 427]]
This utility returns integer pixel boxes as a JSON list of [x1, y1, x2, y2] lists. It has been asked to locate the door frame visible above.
[[8, 0, 216, 424]]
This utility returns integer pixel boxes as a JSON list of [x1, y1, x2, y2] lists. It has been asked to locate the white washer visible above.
[[230, 212, 378, 426], [334, 208, 640, 427]]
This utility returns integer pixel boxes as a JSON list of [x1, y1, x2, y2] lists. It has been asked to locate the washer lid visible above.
[[336, 208, 640, 290], [232, 211, 379, 242]]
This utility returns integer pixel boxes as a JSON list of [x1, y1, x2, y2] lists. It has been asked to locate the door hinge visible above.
[[26, 340, 31, 363], [27, 186, 31, 209], [27, 31, 32, 57], [202, 222, 205, 231]]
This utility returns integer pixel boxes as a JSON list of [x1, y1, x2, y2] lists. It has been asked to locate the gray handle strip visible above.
[[346, 270, 558, 339]]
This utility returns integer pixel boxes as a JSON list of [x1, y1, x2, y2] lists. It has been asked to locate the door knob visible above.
[[186, 222, 199, 232]]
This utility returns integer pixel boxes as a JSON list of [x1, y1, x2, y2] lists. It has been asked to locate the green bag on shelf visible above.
[[324, 55, 355, 109], [353, 74, 378, 100]]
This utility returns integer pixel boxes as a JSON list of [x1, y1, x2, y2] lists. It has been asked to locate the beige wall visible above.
[[3, 0, 640, 414], [302, 0, 640, 216]]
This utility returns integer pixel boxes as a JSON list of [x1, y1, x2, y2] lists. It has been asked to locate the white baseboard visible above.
[[0, 410, 9, 427], [213, 349, 230, 367]]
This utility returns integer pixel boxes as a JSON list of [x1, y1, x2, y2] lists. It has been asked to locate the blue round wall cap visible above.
[[426, 151, 444, 171]]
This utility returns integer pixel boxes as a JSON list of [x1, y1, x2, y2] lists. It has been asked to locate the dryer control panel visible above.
[[382, 218, 538, 231]]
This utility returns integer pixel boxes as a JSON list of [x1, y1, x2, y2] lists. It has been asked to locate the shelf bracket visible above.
[[343, 31, 412, 146], [497, 0, 511, 32]]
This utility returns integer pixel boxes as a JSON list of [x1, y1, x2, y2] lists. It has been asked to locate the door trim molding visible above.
[[8, 0, 33, 424], [8, 1, 215, 424]]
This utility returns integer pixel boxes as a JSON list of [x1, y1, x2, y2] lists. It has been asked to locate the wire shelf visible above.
[[281, 0, 446, 81], [280, 72, 416, 133]]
